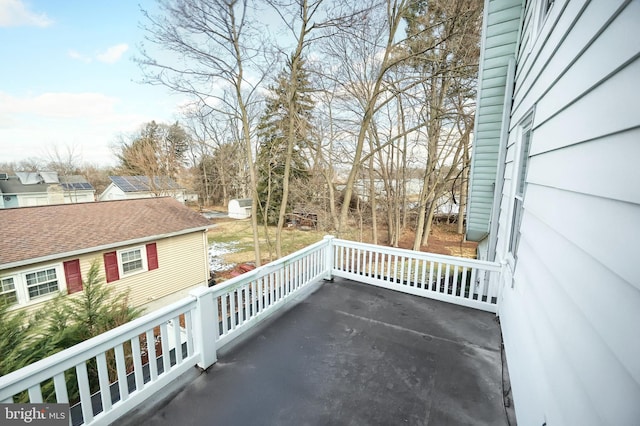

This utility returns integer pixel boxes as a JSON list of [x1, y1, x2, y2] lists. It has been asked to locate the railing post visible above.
[[323, 235, 335, 281], [496, 259, 509, 314], [189, 286, 218, 369]]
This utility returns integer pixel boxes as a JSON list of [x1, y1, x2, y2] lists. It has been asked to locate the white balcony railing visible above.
[[330, 239, 502, 313], [0, 236, 500, 425]]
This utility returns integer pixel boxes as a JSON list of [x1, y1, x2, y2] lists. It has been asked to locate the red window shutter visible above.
[[104, 251, 120, 283], [63, 259, 83, 294], [146, 243, 159, 270]]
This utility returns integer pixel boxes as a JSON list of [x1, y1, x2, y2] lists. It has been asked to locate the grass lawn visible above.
[[207, 218, 332, 265]]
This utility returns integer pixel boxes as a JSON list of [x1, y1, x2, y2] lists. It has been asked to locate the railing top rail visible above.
[[0, 296, 197, 399], [208, 238, 330, 298], [332, 238, 500, 271]]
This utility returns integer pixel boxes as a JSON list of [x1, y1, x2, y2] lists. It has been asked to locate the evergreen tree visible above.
[[256, 56, 315, 225]]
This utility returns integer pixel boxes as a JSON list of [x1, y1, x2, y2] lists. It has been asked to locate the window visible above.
[[508, 117, 533, 260], [0, 277, 17, 306], [104, 242, 158, 282], [2, 262, 78, 307], [121, 248, 144, 274], [25, 267, 59, 299]]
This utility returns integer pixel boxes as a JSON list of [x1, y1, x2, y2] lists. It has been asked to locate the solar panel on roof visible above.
[[110, 175, 181, 192], [111, 176, 140, 192], [61, 182, 93, 190]]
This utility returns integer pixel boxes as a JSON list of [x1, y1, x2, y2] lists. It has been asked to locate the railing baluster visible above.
[[251, 280, 258, 317], [453, 265, 460, 296], [171, 318, 183, 364], [52, 372, 69, 404], [428, 261, 434, 291], [27, 384, 42, 403], [76, 361, 93, 424], [185, 311, 195, 356], [115, 344, 129, 401], [258, 277, 264, 313], [461, 267, 469, 298], [444, 264, 451, 294], [238, 286, 246, 326], [229, 291, 237, 329], [160, 323, 171, 373], [132, 335, 145, 390], [400, 256, 406, 286], [470, 268, 478, 299], [146, 330, 158, 381], [96, 352, 112, 412], [220, 295, 228, 335]]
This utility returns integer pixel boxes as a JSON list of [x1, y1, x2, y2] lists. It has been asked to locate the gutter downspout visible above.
[[488, 56, 516, 262]]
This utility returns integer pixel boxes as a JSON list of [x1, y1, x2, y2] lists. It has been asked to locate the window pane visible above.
[[0, 278, 17, 306], [0, 292, 17, 306], [26, 273, 37, 285], [26, 268, 59, 299], [123, 259, 143, 273], [1, 278, 15, 292]]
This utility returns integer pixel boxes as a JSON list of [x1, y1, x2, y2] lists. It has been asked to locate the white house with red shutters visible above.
[[0, 198, 211, 314]]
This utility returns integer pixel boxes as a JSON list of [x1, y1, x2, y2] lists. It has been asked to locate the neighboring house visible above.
[[0, 197, 211, 314], [0, 172, 95, 208], [467, 1, 639, 425], [228, 198, 252, 219], [99, 176, 187, 204]]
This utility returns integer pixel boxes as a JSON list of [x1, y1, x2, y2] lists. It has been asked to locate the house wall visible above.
[[99, 184, 186, 204], [18, 194, 49, 207], [1, 231, 209, 317], [495, 1, 640, 425], [112, 232, 209, 309], [63, 192, 94, 203], [98, 184, 127, 201]]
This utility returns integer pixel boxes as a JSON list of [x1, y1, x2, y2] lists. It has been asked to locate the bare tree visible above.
[[317, 0, 416, 236], [138, 0, 277, 265]]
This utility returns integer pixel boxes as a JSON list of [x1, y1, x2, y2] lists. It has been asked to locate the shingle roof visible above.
[[1, 197, 211, 268], [0, 176, 48, 194]]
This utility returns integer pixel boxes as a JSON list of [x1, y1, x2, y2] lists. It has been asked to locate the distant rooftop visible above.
[[0, 172, 93, 194], [109, 176, 183, 193]]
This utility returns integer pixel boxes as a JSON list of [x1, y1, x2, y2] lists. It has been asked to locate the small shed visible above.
[[228, 198, 252, 219]]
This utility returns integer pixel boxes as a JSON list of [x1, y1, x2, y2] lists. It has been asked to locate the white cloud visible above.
[[0, 0, 53, 27], [67, 49, 92, 63], [96, 43, 129, 64], [0, 91, 119, 119], [0, 91, 181, 165]]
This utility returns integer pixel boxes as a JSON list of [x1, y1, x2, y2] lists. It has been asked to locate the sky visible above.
[[0, 0, 186, 166]]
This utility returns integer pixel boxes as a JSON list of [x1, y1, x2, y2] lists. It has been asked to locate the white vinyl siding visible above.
[[493, 0, 640, 425], [112, 233, 209, 309]]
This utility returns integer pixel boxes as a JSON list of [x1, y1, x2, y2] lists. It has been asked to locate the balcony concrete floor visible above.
[[135, 278, 511, 425]]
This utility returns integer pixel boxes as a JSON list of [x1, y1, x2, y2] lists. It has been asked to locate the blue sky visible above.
[[0, 0, 185, 166]]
